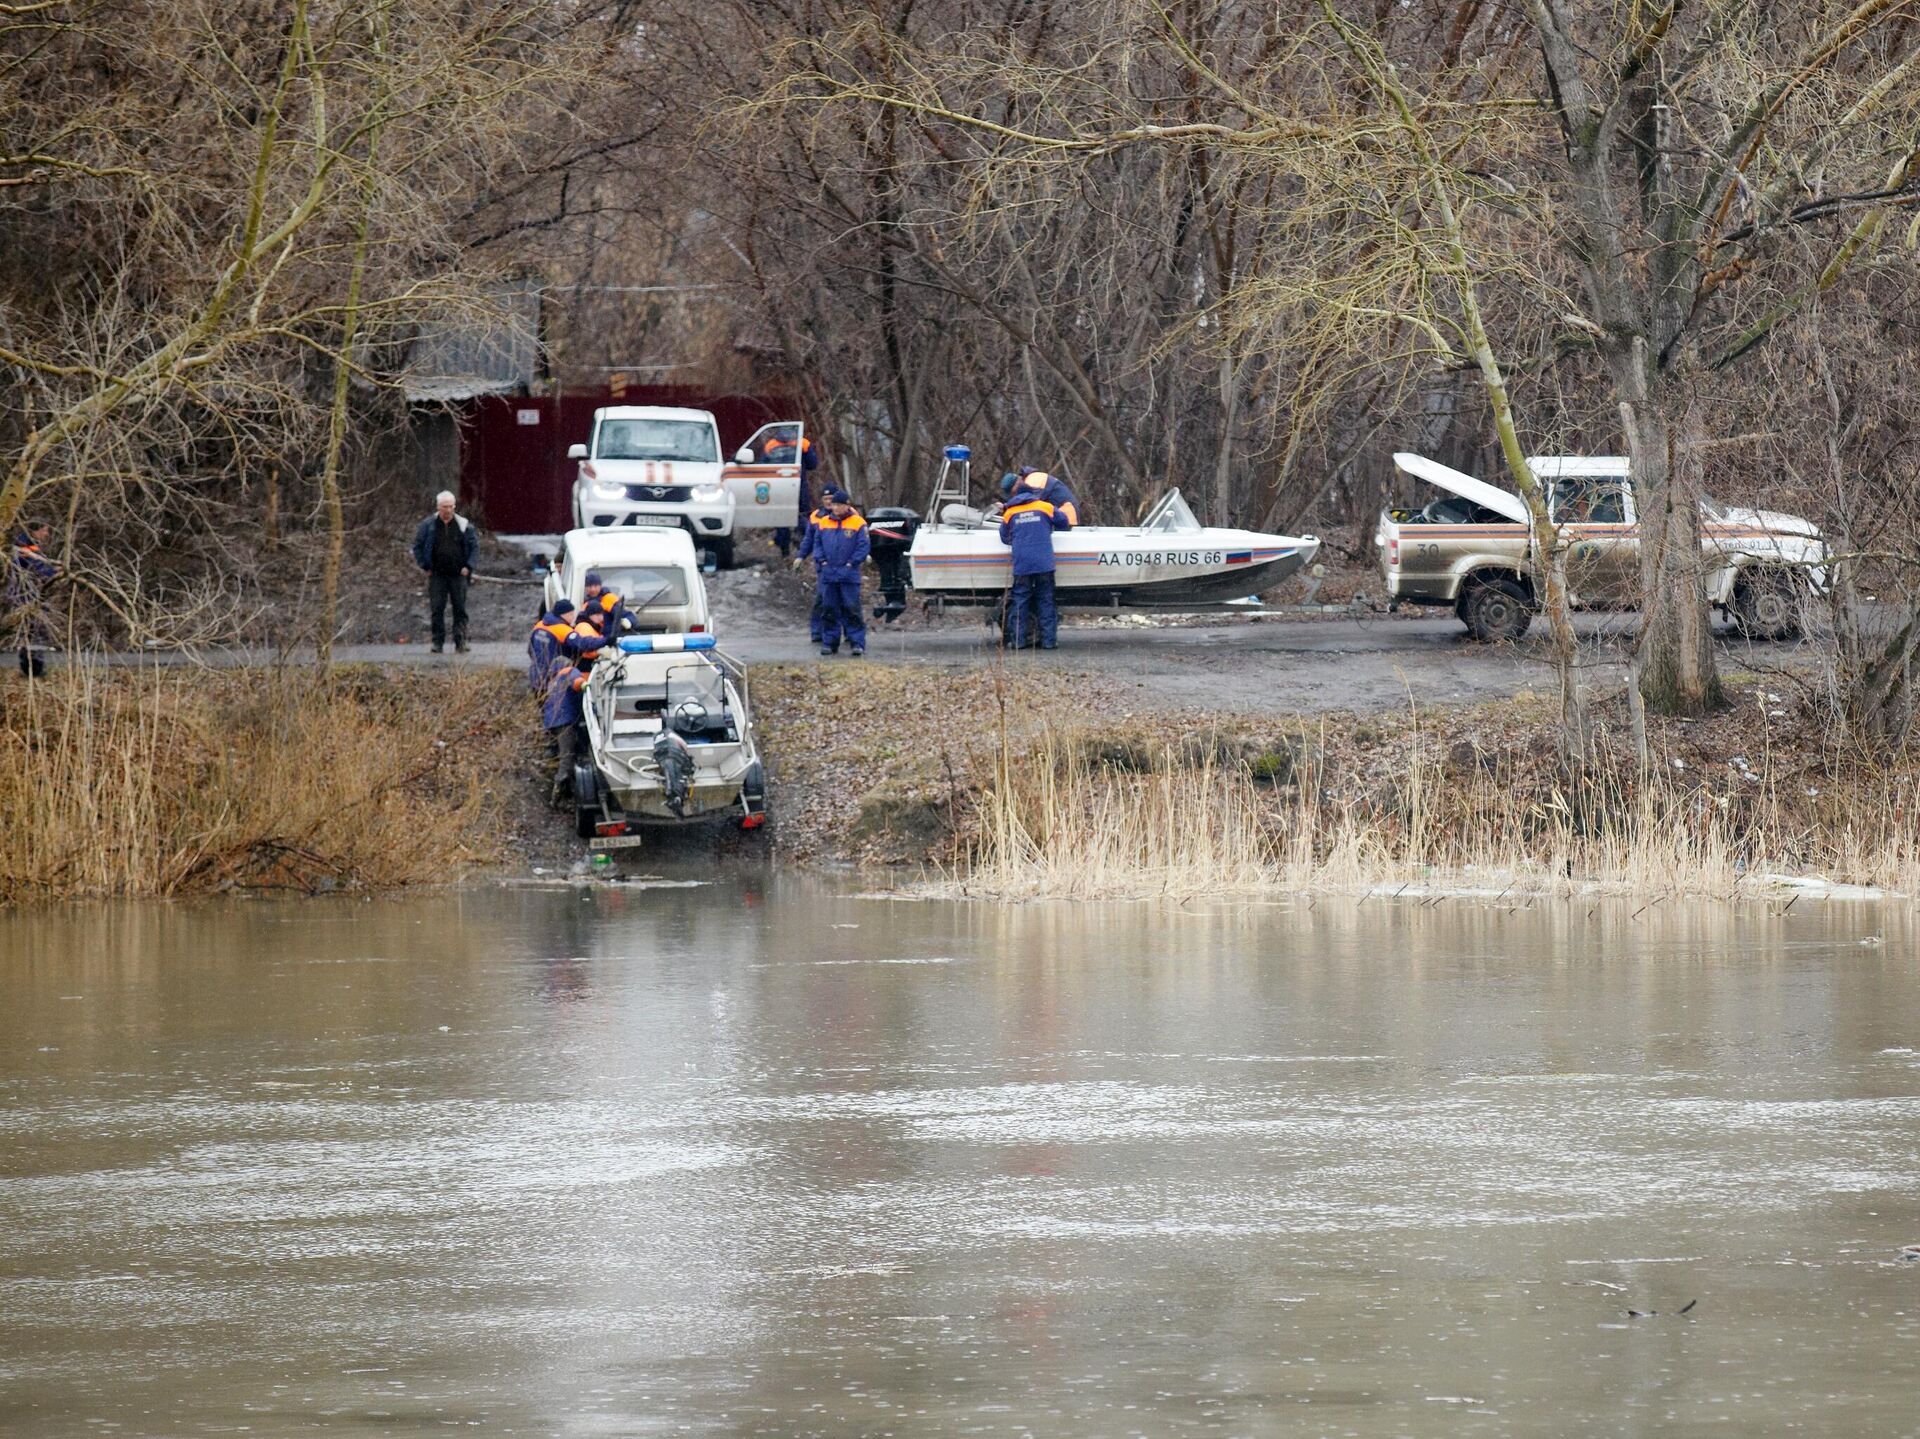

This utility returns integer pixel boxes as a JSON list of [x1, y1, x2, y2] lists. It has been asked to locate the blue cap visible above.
[[943, 445, 971, 462], [825, 485, 851, 503], [999, 472, 1017, 497], [583, 570, 604, 588], [551, 598, 576, 616]]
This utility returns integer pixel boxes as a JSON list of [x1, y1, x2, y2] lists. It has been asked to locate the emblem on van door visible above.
[[754, 482, 770, 504]]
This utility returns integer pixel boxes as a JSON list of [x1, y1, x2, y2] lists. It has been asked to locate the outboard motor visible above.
[[866, 506, 921, 623], [650, 728, 695, 818]]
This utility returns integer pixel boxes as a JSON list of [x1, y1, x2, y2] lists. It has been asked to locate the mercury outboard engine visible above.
[[650, 728, 695, 818], [866, 506, 921, 623]]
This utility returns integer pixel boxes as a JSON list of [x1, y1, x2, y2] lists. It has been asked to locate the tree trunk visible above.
[[1618, 360, 1720, 715]]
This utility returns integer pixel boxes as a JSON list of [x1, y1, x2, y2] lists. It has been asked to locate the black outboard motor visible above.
[[866, 506, 921, 623], [651, 728, 695, 818]]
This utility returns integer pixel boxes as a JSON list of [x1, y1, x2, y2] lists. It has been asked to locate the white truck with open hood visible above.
[[1376, 452, 1828, 642]]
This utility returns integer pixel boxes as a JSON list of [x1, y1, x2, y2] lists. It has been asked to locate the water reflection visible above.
[[1, 885, 1916, 1436]]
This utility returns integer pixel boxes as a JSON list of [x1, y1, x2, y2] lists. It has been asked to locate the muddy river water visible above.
[[3, 881, 1918, 1436]]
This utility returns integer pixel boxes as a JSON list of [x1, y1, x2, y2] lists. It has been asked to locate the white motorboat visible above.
[[904, 447, 1319, 607], [574, 633, 768, 841]]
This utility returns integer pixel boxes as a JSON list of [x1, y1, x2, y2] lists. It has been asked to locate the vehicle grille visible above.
[[623, 484, 693, 502]]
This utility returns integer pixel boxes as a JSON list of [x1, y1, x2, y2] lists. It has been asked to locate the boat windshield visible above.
[[595, 418, 718, 463], [1141, 489, 1202, 533]]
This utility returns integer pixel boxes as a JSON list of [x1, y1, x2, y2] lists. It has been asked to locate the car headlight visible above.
[[692, 483, 726, 503], [591, 479, 626, 500]]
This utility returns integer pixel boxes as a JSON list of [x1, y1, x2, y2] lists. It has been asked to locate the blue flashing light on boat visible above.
[[617, 634, 717, 654]]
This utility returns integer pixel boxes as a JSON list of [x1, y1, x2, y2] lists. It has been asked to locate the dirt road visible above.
[[99, 554, 1816, 717]]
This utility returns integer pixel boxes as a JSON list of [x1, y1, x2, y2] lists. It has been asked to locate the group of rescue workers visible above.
[[517, 445, 1082, 807], [526, 568, 630, 804], [790, 463, 1081, 653]]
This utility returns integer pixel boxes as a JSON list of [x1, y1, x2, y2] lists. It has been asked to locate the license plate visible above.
[[627, 514, 683, 527], [589, 834, 648, 850]]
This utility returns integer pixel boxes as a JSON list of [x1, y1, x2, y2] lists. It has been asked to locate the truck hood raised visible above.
[[1711, 504, 1822, 540], [1391, 452, 1531, 526]]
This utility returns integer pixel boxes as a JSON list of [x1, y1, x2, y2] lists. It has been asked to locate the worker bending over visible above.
[[527, 599, 578, 693], [1001, 473, 1072, 650], [801, 486, 869, 657], [542, 654, 591, 805]]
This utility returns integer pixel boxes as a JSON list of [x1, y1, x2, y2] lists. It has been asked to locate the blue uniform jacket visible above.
[[581, 591, 632, 637], [796, 507, 830, 561], [528, 613, 575, 692], [806, 511, 870, 581], [999, 495, 1071, 576], [542, 658, 588, 729], [411, 514, 478, 572]]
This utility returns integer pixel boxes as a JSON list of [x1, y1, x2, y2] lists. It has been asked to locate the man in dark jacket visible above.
[[9, 521, 58, 678], [1000, 476, 1072, 650], [410, 491, 479, 653], [804, 486, 869, 657]]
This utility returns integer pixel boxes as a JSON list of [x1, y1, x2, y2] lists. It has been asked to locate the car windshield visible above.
[[584, 564, 691, 608], [595, 419, 718, 463]]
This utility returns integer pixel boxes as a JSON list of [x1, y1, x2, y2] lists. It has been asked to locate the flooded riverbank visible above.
[[3, 883, 1917, 1435]]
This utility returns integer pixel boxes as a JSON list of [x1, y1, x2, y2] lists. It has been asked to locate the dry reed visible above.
[[962, 725, 1920, 902], [0, 665, 525, 904]]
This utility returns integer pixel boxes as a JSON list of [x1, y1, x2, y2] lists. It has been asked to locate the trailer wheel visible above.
[[1460, 577, 1533, 643], [1730, 569, 1802, 642], [573, 763, 601, 840]]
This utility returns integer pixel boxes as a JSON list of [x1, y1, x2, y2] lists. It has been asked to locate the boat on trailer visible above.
[[573, 634, 768, 845], [904, 447, 1320, 608]]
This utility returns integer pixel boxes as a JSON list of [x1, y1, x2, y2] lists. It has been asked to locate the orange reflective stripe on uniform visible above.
[[1002, 498, 1056, 521]]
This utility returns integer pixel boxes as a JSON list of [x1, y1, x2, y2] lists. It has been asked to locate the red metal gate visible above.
[[458, 387, 792, 533]]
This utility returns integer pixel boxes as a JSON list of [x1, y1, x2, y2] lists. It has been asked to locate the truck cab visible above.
[[1377, 452, 1827, 642]]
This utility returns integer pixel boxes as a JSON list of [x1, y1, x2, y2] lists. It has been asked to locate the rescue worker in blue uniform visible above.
[[527, 598, 577, 694], [10, 521, 59, 678], [1000, 476, 1072, 650], [563, 612, 608, 672], [1018, 465, 1079, 524], [580, 571, 633, 637], [795, 498, 832, 645], [762, 427, 822, 558], [543, 654, 591, 804], [805, 486, 869, 657]]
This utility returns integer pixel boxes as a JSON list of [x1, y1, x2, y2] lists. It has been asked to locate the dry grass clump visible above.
[[0, 665, 526, 904], [962, 720, 1920, 902]]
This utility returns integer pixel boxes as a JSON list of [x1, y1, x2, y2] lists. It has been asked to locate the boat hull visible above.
[[908, 528, 1318, 606]]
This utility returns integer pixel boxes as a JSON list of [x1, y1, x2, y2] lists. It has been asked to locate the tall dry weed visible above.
[[963, 723, 1920, 902], [0, 666, 524, 903]]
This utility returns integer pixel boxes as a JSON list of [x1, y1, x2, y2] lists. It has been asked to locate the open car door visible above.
[[722, 420, 808, 530]]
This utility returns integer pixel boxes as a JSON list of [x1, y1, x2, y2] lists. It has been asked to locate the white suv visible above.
[[568, 406, 815, 570], [569, 406, 737, 567]]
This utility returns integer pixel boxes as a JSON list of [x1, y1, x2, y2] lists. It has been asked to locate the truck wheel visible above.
[[573, 762, 600, 840], [1730, 569, 1802, 642], [1460, 578, 1533, 643]]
